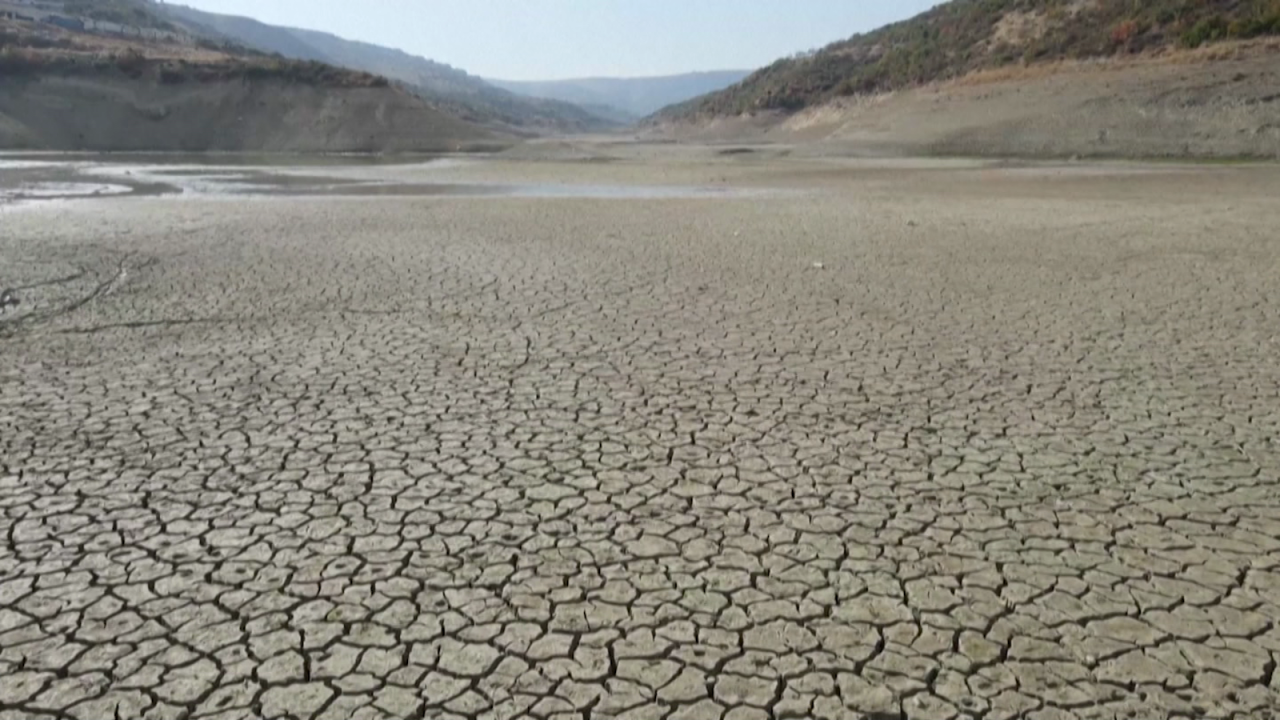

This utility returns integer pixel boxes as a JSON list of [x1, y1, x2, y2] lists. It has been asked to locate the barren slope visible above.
[[0, 72, 496, 152], [0, 16, 498, 152], [661, 0, 1280, 119], [651, 0, 1280, 158], [654, 44, 1280, 159]]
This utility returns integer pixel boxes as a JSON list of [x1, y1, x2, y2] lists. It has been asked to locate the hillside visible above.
[[659, 0, 1280, 120], [0, 11, 496, 152], [489, 70, 750, 121], [158, 4, 615, 133], [53, 0, 178, 30]]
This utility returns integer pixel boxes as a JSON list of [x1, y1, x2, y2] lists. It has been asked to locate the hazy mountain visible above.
[[489, 71, 750, 121], [159, 4, 615, 133]]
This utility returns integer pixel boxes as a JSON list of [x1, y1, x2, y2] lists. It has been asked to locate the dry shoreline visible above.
[[649, 46, 1280, 161]]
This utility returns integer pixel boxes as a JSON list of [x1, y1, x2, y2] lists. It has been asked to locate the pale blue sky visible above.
[[170, 1, 942, 81]]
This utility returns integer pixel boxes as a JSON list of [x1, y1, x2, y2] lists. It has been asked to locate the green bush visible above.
[[0, 46, 51, 74], [1181, 17, 1229, 48], [114, 48, 146, 76], [1227, 12, 1280, 38], [0, 46, 26, 72], [158, 66, 186, 84]]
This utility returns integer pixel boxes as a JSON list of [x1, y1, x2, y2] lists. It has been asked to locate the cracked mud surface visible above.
[[2, 157, 1280, 720]]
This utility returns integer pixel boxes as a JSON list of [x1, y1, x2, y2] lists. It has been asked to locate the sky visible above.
[[170, 0, 942, 81]]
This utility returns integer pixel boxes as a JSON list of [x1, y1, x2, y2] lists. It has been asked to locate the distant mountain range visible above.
[[158, 4, 614, 133], [49, 2, 752, 133], [488, 71, 751, 122]]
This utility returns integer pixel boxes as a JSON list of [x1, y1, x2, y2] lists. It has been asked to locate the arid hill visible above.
[[650, 0, 1280, 159], [0, 10, 497, 152], [659, 0, 1280, 119], [156, 3, 616, 134]]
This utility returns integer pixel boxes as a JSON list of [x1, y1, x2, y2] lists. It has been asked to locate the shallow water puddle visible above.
[[0, 153, 767, 203], [0, 182, 134, 201]]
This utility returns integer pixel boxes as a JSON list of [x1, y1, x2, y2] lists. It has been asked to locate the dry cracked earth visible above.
[[1, 157, 1280, 720]]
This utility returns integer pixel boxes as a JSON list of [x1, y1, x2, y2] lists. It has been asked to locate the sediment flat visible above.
[[2, 150, 1279, 719]]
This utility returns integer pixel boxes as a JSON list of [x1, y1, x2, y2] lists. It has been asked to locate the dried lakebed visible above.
[[1, 152, 1279, 720]]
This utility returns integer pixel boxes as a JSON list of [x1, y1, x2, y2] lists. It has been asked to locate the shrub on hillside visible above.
[[159, 65, 186, 84], [113, 47, 146, 76], [1182, 17, 1229, 47], [0, 46, 44, 74], [1112, 19, 1140, 46]]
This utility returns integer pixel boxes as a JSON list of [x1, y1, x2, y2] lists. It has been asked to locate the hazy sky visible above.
[[170, 1, 942, 81]]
